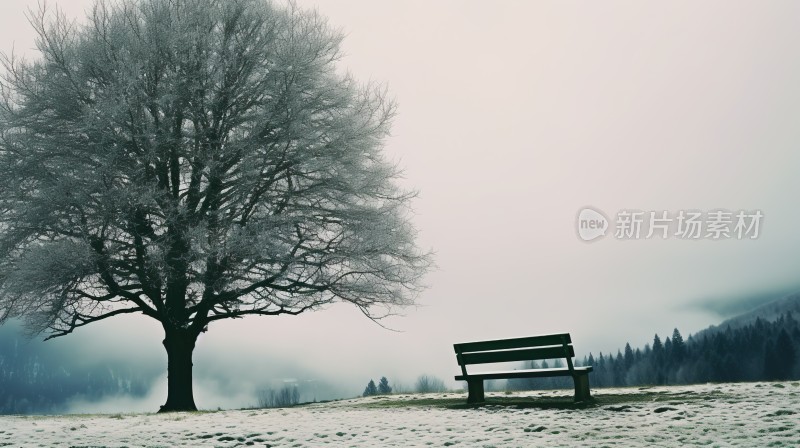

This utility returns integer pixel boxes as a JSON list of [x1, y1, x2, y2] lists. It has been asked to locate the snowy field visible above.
[[1, 381, 798, 447]]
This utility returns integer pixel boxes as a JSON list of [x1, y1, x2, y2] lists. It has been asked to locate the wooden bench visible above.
[[453, 333, 592, 404]]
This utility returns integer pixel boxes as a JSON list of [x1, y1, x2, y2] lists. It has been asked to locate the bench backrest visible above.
[[453, 333, 576, 376]]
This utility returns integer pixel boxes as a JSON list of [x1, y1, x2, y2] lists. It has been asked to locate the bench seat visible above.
[[455, 366, 593, 381]]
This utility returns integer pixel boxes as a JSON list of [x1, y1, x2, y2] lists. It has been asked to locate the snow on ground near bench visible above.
[[1, 381, 798, 447]]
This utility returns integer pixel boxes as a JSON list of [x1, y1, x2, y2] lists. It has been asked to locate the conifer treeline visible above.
[[509, 313, 800, 390]]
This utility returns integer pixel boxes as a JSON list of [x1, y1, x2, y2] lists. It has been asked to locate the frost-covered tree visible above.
[[0, 0, 430, 412]]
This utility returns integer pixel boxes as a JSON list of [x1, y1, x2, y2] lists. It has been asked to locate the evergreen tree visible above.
[[652, 335, 663, 353], [671, 328, 686, 364], [595, 354, 606, 387], [614, 350, 626, 386], [652, 335, 665, 384], [363, 379, 378, 397], [624, 343, 635, 370], [378, 377, 392, 394]]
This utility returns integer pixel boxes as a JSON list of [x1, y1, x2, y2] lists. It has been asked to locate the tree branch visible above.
[[44, 307, 143, 340], [205, 303, 314, 323]]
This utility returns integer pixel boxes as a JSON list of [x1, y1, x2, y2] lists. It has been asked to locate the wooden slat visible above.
[[460, 345, 574, 365], [454, 333, 572, 354], [455, 366, 592, 381]]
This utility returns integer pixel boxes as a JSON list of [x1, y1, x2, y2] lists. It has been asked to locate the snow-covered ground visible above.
[[1, 381, 798, 447]]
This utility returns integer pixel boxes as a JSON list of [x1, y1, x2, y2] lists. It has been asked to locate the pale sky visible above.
[[3, 0, 800, 408]]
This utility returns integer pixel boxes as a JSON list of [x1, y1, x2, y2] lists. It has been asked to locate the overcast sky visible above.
[[3, 0, 800, 407]]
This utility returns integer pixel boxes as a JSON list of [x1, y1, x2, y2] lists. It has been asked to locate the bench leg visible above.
[[573, 373, 591, 402], [466, 379, 485, 404]]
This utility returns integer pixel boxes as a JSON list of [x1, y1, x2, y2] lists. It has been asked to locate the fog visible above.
[[3, 0, 800, 411]]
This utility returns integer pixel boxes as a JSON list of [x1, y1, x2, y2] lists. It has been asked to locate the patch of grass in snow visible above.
[[357, 390, 727, 410], [358, 395, 593, 410], [765, 410, 796, 417]]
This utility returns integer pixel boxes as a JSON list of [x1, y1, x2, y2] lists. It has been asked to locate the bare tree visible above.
[[257, 384, 300, 408], [414, 375, 446, 393], [0, 0, 430, 412]]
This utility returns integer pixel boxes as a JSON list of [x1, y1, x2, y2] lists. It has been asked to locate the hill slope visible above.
[[694, 291, 800, 339]]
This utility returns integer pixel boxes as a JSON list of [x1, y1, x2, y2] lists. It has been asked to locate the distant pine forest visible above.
[[2, 311, 799, 414], [509, 312, 799, 391]]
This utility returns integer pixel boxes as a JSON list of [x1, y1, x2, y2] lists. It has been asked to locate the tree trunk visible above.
[[158, 329, 198, 412]]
